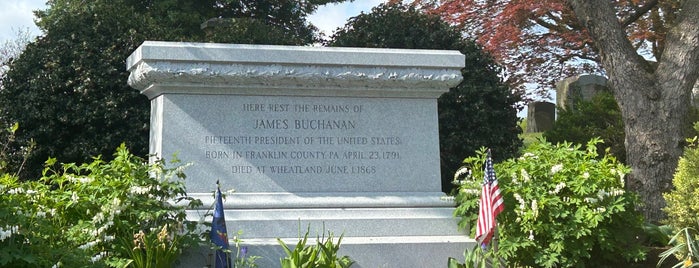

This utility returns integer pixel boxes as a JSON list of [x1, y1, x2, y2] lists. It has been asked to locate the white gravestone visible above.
[[127, 41, 474, 267]]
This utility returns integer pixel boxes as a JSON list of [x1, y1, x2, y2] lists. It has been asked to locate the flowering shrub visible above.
[[454, 139, 645, 267], [0, 144, 204, 267]]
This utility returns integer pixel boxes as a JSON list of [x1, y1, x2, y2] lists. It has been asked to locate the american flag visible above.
[[475, 149, 504, 246]]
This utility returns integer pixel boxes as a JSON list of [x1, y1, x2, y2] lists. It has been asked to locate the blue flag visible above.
[[211, 184, 230, 268]]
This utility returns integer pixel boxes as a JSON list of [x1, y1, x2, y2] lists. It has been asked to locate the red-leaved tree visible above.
[[411, 0, 699, 223]]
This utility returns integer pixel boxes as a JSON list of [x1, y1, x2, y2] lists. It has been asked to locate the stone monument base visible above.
[[179, 192, 475, 267], [126, 42, 475, 268]]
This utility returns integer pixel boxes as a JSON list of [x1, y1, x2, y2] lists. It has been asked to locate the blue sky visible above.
[[0, 0, 384, 43]]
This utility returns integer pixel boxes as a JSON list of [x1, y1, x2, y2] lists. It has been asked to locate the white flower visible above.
[[440, 196, 455, 202], [609, 188, 625, 196], [78, 177, 93, 184], [35, 211, 46, 218], [94, 225, 108, 236], [514, 193, 526, 211], [584, 197, 598, 204], [71, 192, 79, 202], [111, 197, 121, 208], [8, 188, 24, 194], [129, 185, 151, 195], [0, 226, 19, 242], [619, 173, 626, 187], [551, 164, 563, 174], [453, 167, 471, 181], [26, 189, 37, 195], [582, 172, 590, 179], [51, 262, 62, 268], [93, 212, 105, 223], [78, 240, 99, 250], [0, 229, 11, 242], [521, 170, 530, 182], [528, 230, 535, 240], [91, 252, 107, 263], [460, 188, 480, 195], [531, 199, 539, 218], [549, 182, 566, 194], [520, 152, 537, 160], [598, 190, 607, 199]]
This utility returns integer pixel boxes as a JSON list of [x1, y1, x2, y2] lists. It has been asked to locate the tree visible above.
[[329, 3, 523, 193], [0, 28, 33, 90], [0, 0, 348, 180], [568, 0, 699, 223], [418, 0, 699, 222]]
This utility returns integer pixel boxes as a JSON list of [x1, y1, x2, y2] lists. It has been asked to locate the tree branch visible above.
[[620, 0, 659, 27]]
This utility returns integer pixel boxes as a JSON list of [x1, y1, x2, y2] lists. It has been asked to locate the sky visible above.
[[0, 0, 385, 44]]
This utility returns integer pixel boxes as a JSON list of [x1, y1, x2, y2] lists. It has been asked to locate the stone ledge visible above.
[[187, 192, 456, 209], [126, 42, 465, 99]]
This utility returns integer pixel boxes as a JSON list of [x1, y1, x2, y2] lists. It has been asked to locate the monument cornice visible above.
[[126, 41, 465, 99]]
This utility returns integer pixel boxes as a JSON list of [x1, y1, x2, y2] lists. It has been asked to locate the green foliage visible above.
[[664, 123, 699, 231], [454, 140, 645, 267], [231, 230, 261, 268], [447, 244, 501, 268], [658, 226, 699, 268], [203, 0, 349, 45], [0, 144, 204, 267], [277, 227, 354, 268], [663, 122, 699, 264], [543, 91, 626, 163], [0, 0, 349, 181], [329, 3, 522, 193], [643, 223, 675, 247]]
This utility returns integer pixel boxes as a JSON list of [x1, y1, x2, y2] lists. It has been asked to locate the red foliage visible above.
[[412, 0, 675, 100]]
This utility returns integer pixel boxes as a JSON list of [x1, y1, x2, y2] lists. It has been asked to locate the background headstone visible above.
[[555, 74, 609, 112], [127, 41, 473, 267], [526, 101, 556, 133]]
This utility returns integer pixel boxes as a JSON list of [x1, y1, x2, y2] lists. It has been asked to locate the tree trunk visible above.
[[567, 0, 699, 223]]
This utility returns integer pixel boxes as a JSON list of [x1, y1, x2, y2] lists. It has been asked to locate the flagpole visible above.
[[493, 226, 501, 268], [475, 148, 504, 267], [211, 180, 231, 268]]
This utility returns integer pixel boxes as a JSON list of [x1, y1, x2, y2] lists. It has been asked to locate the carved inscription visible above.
[[204, 102, 404, 178]]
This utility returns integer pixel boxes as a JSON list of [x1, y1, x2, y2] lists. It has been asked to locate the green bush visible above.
[[662, 122, 699, 265], [0, 144, 204, 267], [329, 3, 522, 193], [453, 140, 645, 267], [543, 91, 626, 163], [664, 123, 699, 231]]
